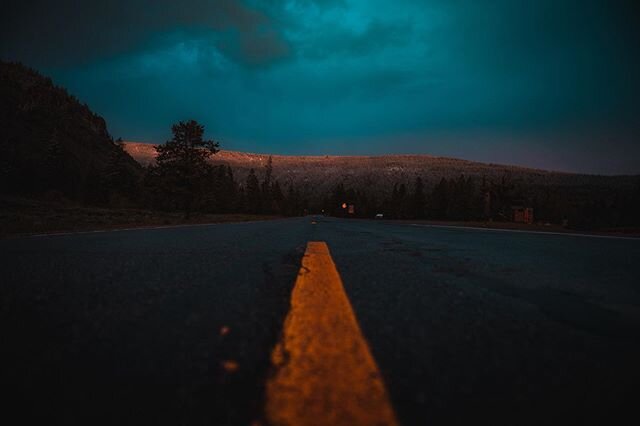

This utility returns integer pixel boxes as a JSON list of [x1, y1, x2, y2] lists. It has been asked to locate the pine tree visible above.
[[412, 176, 426, 219], [224, 166, 238, 213], [102, 147, 137, 204], [430, 178, 449, 219], [285, 184, 301, 216], [151, 120, 219, 217], [246, 168, 261, 213], [396, 183, 407, 218], [261, 156, 274, 213], [272, 180, 284, 214], [115, 137, 125, 150]]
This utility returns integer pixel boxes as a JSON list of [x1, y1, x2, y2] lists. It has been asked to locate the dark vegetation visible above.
[[0, 61, 307, 233], [2, 61, 640, 233], [0, 61, 141, 205], [0, 196, 279, 237], [142, 126, 308, 218], [324, 174, 640, 230]]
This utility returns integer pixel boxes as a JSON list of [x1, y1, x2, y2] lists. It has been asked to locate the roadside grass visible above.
[[0, 196, 281, 237]]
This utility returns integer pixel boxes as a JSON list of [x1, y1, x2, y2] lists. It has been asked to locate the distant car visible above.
[[375, 213, 384, 219]]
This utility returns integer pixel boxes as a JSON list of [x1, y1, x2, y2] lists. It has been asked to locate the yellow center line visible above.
[[265, 241, 399, 426]]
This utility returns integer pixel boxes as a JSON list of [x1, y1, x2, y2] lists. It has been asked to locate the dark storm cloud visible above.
[[439, 0, 640, 85], [2, 0, 639, 173], [0, 0, 291, 67], [299, 19, 414, 59]]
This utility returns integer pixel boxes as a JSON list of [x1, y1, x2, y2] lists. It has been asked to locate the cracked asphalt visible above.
[[1, 217, 639, 425]]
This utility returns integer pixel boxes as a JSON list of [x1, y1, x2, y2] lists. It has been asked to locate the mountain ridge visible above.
[[124, 141, 562, 174], [123, 141, 639, 203]]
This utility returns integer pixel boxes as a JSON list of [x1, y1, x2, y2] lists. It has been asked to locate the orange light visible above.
[[342, 203, 347, 209]]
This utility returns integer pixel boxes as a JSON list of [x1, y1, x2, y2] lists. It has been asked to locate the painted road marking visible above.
[[411, 223, 640, 241], [265, 241, 398, 426]]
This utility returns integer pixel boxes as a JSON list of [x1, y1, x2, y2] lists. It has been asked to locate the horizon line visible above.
[[122, 141, 640, 177]]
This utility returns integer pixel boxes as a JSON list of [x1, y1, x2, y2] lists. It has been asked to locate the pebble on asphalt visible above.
[[221, 360, 239, 373]]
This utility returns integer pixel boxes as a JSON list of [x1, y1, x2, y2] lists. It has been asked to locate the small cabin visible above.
[[512, 206, 534, 224]]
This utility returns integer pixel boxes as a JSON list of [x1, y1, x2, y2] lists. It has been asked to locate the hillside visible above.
[[0, 61, 141, 200], [124, 142, 638, 197]]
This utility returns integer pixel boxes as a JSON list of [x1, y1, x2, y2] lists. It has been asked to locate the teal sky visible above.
[[2, 0, 639, 174]]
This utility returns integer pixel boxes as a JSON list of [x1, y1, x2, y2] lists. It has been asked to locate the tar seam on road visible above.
[[265, 241, 399, 426], [410, 223, 640, 241]]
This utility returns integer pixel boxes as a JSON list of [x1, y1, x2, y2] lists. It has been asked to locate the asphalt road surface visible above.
[[1, 217, 639, 425]]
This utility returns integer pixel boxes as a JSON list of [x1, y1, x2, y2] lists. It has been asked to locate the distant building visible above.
[[512, 206, 534, 224]]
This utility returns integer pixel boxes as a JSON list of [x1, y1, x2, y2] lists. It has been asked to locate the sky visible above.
[[2, 0, 640, 174]]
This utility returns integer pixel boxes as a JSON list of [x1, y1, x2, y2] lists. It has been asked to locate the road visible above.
[[1, 217, 639, 425]]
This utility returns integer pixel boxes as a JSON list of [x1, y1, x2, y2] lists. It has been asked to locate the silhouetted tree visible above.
[[272, 180, 284, 214], [235, 185, 247, 213], [102, 146, 139, 205], [149, 120, 219, 217], [430, 178, 449, 219], [245, 168, 261, 213], [261, 156, 274, 213], [222, 166, 238, 212], [392, 183, 408, 218], [412, 176, 426, 219], [284, 184, 305, 216]]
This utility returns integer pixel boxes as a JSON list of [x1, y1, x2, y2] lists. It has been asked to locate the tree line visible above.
[[325, 176, 487, 220], [5, 62, 639, 230], [22, 118, 640, 230], [323, 173, 640, 229], [141, 120, 308, 217]]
